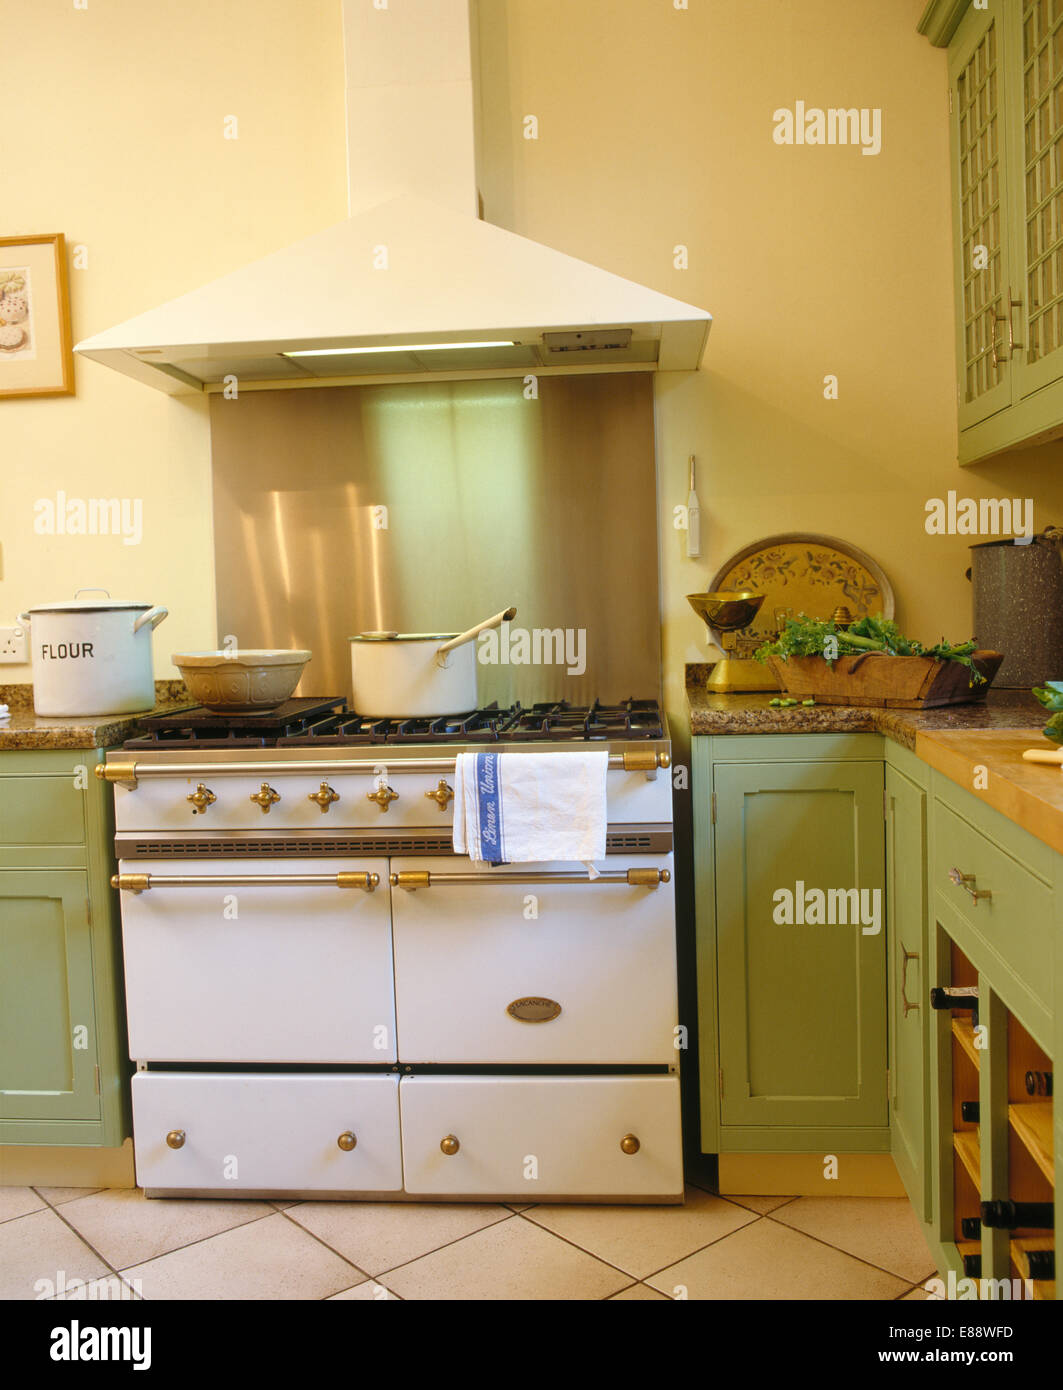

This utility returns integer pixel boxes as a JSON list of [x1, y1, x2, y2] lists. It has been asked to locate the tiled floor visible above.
[[0, 1181, 937, 1301]]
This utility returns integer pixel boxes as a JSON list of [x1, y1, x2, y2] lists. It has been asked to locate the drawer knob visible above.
[[309, 782, 340, 813], [948, 867, 992, 905], [620, 1134, 640, 1155], [166, 1129, 186, 1149], [337, 1131, 358, 1152], [440, 1135, 460, 1156], [186, 783, 216, 815], [250, 782, 281, 814], [367, 783, 399, 813]]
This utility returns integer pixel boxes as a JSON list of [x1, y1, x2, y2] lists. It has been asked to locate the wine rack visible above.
[[1002, 1013, 1055, 1300], [947, 943, 983, 1271]]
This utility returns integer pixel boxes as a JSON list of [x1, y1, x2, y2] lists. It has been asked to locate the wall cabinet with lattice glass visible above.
[[922, 0, 1063, 462]]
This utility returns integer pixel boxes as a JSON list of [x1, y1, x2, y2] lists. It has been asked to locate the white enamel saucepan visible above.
[[350, 607, 516, 717]]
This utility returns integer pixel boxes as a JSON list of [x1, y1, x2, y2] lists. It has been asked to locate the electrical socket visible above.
[[0, 624, 29, 663]]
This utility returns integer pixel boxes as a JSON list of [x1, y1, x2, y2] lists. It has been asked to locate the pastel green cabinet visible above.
[[695, 735, 888, 1153], [0, 750, 130, 1146]]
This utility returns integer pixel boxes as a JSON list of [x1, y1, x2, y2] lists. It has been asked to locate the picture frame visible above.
[[0, 233, 74, 398]]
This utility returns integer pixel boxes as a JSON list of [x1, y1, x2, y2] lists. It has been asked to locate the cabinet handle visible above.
[[166, 1129, 186, 1149], [336, 1131, 357, 1152], [440, 1135, 460, 1156], [900, 941, 920, 1018], [620, 1134, 641, 1155], [948, 867, 992, 905], [985, 300, 1007, 370], [1007, 285, 1025, 355]]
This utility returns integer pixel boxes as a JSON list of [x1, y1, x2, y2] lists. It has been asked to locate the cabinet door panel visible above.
[[714, 761, 887, 1129]]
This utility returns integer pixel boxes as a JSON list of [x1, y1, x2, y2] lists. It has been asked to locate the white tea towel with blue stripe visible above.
[[452, 750, 609, 863]]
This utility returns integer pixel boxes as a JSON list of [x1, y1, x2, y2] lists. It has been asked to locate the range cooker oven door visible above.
[[390, 854, 677, 1065], [118, 857, 395, 1063]]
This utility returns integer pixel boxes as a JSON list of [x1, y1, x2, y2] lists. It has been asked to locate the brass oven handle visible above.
[[187, 783, 216, 815], [367, 783, 399, 812], [308, 781, 340, 813], [111, 871, 381, 893], [900, 941, 920, 1019], [337, 1131, 358, 1152], [249, 782, 281, 814], [425, 780, 454, 812], [95, 750, 672, 790], [948, 867, 992, 905], [166, 1129, 186, 1149], [390, 867, 671, 891], [440, 1135, 460, 1156]]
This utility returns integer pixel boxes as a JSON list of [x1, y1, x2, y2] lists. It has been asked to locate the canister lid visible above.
[[25, 589, 151, 614]]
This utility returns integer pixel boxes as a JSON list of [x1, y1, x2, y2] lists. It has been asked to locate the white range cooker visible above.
[[99, 699, 683, 1202]]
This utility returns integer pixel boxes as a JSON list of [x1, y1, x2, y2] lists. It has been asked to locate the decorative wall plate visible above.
[[708, 534, 894, 641]]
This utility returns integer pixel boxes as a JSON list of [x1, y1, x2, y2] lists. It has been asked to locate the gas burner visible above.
[[501, 699, 665, 742], [123, 698, 348, 749]]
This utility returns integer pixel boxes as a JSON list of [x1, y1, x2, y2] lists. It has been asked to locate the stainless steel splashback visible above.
[[209, 376, 662, 706]]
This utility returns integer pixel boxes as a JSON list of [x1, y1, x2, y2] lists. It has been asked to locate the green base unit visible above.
[[694, 734, 888, 1155], [0, 750, 131, 1147]]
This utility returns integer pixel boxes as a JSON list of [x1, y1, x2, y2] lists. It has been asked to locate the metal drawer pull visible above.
[[166, 1130, 186, 1149], [900, 942, 920, 1017], [308, 781, 340, 813], [367, 783, 399, 812], [620, 1134, 640, 1155], [440, 1135, 460, 1156], [110, 871, 380, 893], [249, 782, 281, 814], [390, 867, 671, 891], [425, 780, 454, 811], [95, 749, 671, 790], [948, 867, 992, 905], [337, 1131, 357, 1152], [187, 783, 216, 815]]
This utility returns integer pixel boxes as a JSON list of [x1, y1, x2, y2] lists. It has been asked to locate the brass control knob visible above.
[[308, 782, 340, 813], [425, 780, 454, 812], [337, 1131, 358, 1152], [367, 783, 399, 813], [250, 782, 281, 814], [166, 1130, 186, 1150], [620, 1134, 640, 1155], [187, 783, 216, 815], [440, 1135, 460, 1156]]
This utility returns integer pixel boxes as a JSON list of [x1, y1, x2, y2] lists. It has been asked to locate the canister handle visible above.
[[133, 605, 168, 633], [75, 587, 112, 600]]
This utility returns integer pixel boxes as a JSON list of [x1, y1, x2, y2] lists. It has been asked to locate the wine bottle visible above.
[[962, 1253, 982, 1277], [930, 985, 980, 1026], [980, 1200, 1055, 1229], [1025, 1249, 1055, 1280], [1025, 1070, 1053, 1097], [960, 1216, 982, 1240], [960, 1101, 980, 1123]]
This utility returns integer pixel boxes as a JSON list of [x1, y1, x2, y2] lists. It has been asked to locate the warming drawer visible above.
[[399, 1074, 683, 1199], [390, 855, 678, 1064], [118, 857, 396, 1062], [133, 1072, 402, 1195]]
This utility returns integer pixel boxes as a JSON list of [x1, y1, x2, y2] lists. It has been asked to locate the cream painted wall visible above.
[[473, 0, 1063, 720], [0, 0, 347, 678]]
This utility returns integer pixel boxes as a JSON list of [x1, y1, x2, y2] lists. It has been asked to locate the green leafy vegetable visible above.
[[755, 613, 984, 683], [1032, 682, 1063, 744]]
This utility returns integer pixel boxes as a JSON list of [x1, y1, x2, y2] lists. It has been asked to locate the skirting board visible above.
[[718, 1153, 905, 1197], [0, 1140, 136, 1189]]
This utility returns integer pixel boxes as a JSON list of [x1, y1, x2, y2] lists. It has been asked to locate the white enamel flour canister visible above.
[[18, 589, 168, 717]]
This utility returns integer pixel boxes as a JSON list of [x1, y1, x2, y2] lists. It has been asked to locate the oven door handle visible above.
[[110, 871, 380, 893], [390, 867, 671, 891]]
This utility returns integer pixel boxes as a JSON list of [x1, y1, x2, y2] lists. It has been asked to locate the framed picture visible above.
[[0, 233, 74, 398]]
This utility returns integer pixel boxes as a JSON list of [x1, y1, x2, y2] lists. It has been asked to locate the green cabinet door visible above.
[[714, 759, 887, 1131], [886, 761, 932, 1222], [0, 871, 100, 1125]]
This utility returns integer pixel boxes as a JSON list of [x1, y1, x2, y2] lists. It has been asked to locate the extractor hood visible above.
[[74, 1, 711, 395]]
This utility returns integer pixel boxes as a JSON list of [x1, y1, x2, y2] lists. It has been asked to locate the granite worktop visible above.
[[0, 682, 191, 750]]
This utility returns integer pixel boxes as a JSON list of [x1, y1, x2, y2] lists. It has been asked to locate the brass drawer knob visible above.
[[425, 780, 454, 812], [186, 783, 216, 815], [308, 782, 340, 813], [948, 867, 992, 905], [440, 1135, 460, 1156], [250, 782, 281, 814], [337, 1131, 358, 1152], [367, 783, 399, 812], [166, 1129, 186, 1149], [620, 1134, 640, 1155]]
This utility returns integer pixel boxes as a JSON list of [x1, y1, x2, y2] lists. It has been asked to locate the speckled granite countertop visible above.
[[0, 682, 191, 750]]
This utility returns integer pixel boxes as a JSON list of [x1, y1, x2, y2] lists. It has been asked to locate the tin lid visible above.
[[25, 588, 151, 614]]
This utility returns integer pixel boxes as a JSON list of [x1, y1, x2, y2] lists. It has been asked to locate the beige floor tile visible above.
[[0, 1208, 111, 1299], [724, 1194, 797, 1215], [504, 1203, 537, 1212], [121, 1211, 362, 1300], [769, 1197, 937, 1282], [609, 1282, 671, 1301], [287, 1200, 511, 1276], [0, 1187, 47, 1223], [525, 1186, 758, 1279], [270, 1200, 301, 1210], [58, 1188, 272, 1269], [385, 1213, 630, 1300], [647, 1218, 911, 1301], [34, 1187, 103, 1207], [328, 1280, 399, 1300]]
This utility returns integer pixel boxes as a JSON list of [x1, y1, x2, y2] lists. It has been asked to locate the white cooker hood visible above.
[[74, 1, 711, 395]]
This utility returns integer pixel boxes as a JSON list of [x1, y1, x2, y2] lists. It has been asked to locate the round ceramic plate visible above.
[[708, 534, 894, 640]]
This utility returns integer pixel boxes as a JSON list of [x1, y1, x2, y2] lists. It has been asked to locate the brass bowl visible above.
[[686, 591, 766, 634]]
